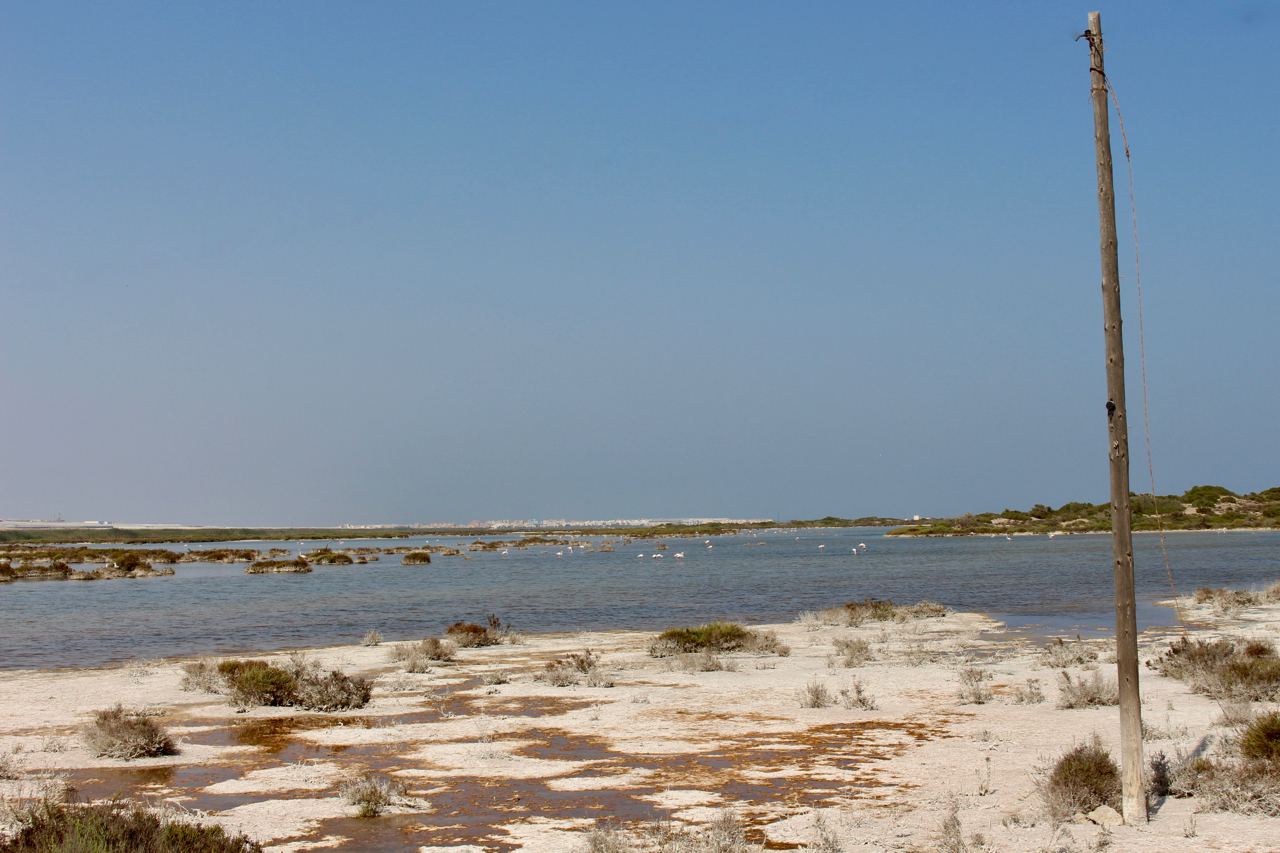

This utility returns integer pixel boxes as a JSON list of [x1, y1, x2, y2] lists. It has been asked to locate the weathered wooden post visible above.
[[1085, 10, 1145, 823]]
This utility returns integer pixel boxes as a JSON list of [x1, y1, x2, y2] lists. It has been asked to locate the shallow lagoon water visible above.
[[3, 529, 1278, 670]]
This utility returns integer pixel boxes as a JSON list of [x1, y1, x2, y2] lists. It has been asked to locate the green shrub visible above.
[[219, 661, 297, 707], [82, 705, 175, 760], [402, 551, 433, 565], [649, 622, 750, 656], [1241, 712, 1280, 762], [1043, 738, 1121, 821], [0, 798, 262, 852], [293, 670, 372, 712]]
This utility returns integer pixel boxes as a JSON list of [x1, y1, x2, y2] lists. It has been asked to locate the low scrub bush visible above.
[[1040, 737, 1120, 822], [540, 650, 614, 686], [194, 657, 371, 711], [1241, 712, 1280, 762], [1171, 754, 1280, 816], [220, 660, 297, 708], [832, 637, 872, 667], [674, 651, 735, 673], [341, 772, 407, 818], [1149, 635, 1280, 700], [740, 629, 790, 656], [390, 639, 456, 672], [1010, 678, 1045, 705], [0, 798, 262, 852], [839, 677, 878, 710], [362, 629, 382, 646], [83, 704, 175, 760], [293, 669, 372, 711], [445, 614, 510, 648], [816, 598, 948, 627], [957, 667, 993, 704], [648, 622, 788, 658], [0, 745, 26, 779], [402, 551, 432, 565], [1056, 671, 1119, 709], [179, 658, 222, 693], [1041, 637, 1099, 668], [1194, 585, 1266, 613], [800, 680, 834, 708]]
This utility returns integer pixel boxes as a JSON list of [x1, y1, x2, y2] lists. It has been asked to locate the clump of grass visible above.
[[741, 628, 790, 656], [0, 798, 262, 852], [936, 802, 966, 853], [341, 771, 407, 818], [1010, 678, 1045, 705], [82, 704, 176, 760], [1149, 635, 1280, 700], [179, 658, 222, 694], [838, 677, 877, 710], [1056, 671, 1119, 709], [956, 666, 993, 704], [800, 680, 834, 708], [815, 598, 948, 627], [1040, 737, 1121, 823], [540, 650, 615, 686], [832, 637, 872, 667], [1169, 750, 1280, 816], [1193, 585, 1268, 614], [0, 745, 26, 779], [390, 638, 456, 672], [638, 810, 748, 853], [648, 622, 788, 658], [583, 823, 633, 853], [362, 629, 383, 647], [674, 651, 736, 673], [480, 670, 511, 686], [445, 614, 510, 648], [1240, 711, 1280, 762], [402, 551, 433, 565], [1041, 636, 1099, 668]]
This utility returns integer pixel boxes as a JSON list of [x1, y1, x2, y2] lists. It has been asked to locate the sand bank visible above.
[[2, 601, 1278, 852]]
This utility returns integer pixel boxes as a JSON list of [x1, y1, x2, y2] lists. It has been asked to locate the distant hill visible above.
[[887, 485, 1280, 537]]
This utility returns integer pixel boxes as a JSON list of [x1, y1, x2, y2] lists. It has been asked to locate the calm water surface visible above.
[[3, 529, 1278, 670]]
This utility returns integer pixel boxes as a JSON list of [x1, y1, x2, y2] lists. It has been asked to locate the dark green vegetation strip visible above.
[[888, 484, 1280, 537], [0, 798, 263, 852]]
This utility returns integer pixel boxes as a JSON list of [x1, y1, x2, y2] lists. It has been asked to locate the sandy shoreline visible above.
[[3, 601, 1280, 852]]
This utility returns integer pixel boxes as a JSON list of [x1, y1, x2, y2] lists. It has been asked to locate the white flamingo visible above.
[[818, 544, 825, 549], [652, 554, 662, 559], [675, 553, 684, 559], [638, 554, 645, 559]]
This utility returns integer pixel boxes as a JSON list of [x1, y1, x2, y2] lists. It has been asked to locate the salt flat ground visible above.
[[2, 601, 1278, 852]]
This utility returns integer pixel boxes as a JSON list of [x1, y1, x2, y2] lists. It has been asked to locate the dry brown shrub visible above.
[[83, 704, 175, 760]]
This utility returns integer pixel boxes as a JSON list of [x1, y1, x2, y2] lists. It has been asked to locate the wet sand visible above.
[[2, 602, 1279, 852]]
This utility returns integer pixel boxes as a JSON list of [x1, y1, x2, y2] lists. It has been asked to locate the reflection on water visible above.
[[3, 529, 1278, 670]]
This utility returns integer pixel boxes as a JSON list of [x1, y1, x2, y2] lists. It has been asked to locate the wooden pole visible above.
[[1086, 10, 1145, 824]]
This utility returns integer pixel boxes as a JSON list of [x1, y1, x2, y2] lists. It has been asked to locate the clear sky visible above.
[[2, 2, 1277, 526]]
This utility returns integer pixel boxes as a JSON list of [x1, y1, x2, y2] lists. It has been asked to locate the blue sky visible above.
[[2, 2, 1277, 526]]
